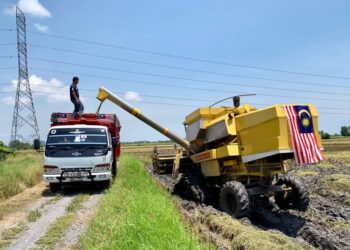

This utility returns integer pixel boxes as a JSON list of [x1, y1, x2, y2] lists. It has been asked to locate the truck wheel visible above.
[[219, 181, 250, 218], [49, 183, 61, 193], [112, 160, 117, 178], [275, 175, 309, 211], [100, 180, 111, 189]]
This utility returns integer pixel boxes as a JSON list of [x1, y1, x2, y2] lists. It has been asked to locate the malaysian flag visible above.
[[284, 105, 325, 165]]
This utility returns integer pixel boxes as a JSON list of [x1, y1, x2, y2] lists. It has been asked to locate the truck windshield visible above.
[[45, 128, 109, 157]]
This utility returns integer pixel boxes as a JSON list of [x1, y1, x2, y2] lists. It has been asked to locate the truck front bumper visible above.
[[44, 171, 111, 183]]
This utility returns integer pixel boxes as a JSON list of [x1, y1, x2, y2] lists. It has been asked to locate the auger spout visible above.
[[96, 86, 191, 151]]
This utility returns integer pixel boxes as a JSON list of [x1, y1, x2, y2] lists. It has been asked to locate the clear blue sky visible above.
[[1, 0, 350, 143]]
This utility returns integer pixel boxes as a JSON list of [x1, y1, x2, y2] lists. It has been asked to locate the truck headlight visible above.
[[94, 163, 111, 172], [44, 165, 60, 174]]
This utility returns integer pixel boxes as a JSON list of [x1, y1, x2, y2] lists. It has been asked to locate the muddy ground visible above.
[[147, 160, 350, 250]]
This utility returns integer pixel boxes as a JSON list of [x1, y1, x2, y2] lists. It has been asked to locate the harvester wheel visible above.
[[112, 160, 117, 178], [174, 173, 205, 203], [220, 181, 250, 218], [275, 175, 309, 211], [49, 183, 61, 193]]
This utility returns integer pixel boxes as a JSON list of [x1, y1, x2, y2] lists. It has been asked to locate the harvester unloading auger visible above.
[[96, 87, 324, 218]]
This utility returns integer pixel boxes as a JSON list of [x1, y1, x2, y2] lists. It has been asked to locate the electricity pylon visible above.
[[10, 6, 40, 145]]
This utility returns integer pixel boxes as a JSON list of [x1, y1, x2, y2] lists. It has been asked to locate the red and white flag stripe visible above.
[[284, 105, 325, 165]]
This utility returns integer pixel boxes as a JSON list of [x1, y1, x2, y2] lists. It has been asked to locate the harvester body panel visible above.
[[235, 104, 321, 162]]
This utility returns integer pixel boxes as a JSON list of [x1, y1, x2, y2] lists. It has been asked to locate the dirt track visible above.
[[0, 183, 103, 250], [147, 161, 350, 250]]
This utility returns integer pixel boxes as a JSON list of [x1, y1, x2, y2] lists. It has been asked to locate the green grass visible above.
[[27, 209, 42, 222], [0, 151, 43, 201], [34, 194, 89, 249], [80, 155, 211, 250]]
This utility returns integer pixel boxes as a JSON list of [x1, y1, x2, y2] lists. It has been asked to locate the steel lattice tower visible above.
[[10, 6, 39, 144]]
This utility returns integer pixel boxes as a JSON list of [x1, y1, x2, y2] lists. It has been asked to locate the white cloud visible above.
[[124, 91, 141, 102], [33, 23, 49, 33], [1, 96, 15, 105], [4, 74, 70, 104], [4, 0, 52, 18]]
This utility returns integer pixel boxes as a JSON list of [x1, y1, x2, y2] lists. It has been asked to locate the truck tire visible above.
[[219, 181, 250, 218], [49, 183, 61, 193], [275, 175, 309, 211], [100, 180, 111, 189], [112, 160, 117, 178]]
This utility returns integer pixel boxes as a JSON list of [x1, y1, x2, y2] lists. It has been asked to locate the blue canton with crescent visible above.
[[294, 105, 314, 133]]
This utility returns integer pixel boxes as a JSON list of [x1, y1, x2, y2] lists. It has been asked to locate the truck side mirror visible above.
[[112, 137, 118, 148], [33, 139, 40, 151]]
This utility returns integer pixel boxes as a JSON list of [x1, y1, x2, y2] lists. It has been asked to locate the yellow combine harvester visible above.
[[96, 87, 324, 218]]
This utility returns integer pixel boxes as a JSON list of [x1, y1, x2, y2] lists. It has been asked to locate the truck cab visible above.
[[37, 113, 121, 192]]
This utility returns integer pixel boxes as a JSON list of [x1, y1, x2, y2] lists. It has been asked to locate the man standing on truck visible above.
[[70, 76, 84, 119]]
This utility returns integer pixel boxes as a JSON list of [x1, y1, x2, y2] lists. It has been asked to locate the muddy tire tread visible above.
[[220, 181, 250, 218], [276, 175, 309, 211]]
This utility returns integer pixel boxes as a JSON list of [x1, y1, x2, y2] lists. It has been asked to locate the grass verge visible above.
[[0, 150, 43, 201], [34, 194, 89, 249], [80, 155, 211, 250]]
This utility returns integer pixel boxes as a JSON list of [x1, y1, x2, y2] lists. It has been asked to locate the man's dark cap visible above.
[[72, 76, 79, 82]]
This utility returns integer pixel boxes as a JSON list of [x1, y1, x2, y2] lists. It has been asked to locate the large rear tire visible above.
[[49, 183, 61, 193], [219, 181, 250, 218], [275, 175, 309, 211]]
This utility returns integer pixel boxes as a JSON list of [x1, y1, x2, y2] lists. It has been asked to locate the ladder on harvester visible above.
[[172, 149, 183, 178]]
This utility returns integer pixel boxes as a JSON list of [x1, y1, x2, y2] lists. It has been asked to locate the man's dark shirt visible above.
[[70, 84, 79, 102]]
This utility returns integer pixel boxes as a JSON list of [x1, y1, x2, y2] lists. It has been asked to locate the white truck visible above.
[[34, 113, 121, 192]]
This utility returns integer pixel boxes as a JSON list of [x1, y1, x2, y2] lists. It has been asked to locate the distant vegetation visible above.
[[0, 141, 13, 160], [340, 126, 350, 137], [8, 140, 33, 150], [319, 126, 350, 139], [320, 131, 331, 139], [122, 140, 172, 145]]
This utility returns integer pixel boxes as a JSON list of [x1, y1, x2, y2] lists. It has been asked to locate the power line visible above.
[[0, 43, 16, 46], [0, 67, 16, 70], [28, 57, 350, 97], [0, 28, 13, 31], [2, 83, 349, 111], [27, 30, 350, 81], [15, 91, 350, 115], [29, 66, 350, 103], [28, 43, 350, 89]]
